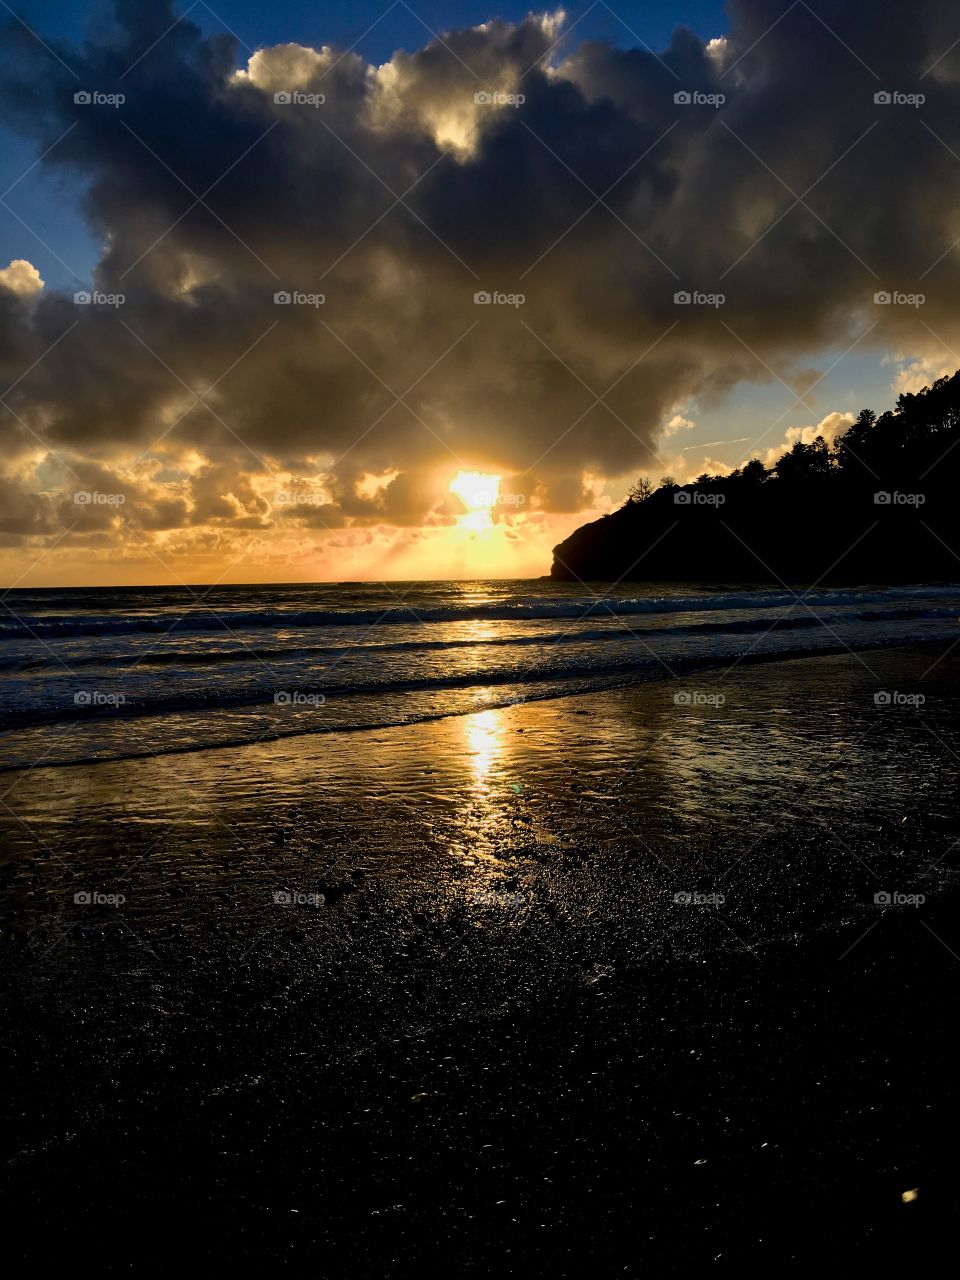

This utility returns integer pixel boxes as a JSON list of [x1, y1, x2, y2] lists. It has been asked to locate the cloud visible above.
[[0, 0, 959, 575], [760, 411, 855, 467], [887, 350, 957, 396], [663, 412, 696, 436], [0, 259, 44, 296]]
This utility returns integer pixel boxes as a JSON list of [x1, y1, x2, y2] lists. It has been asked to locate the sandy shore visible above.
[[2, 643, 959, 1271]]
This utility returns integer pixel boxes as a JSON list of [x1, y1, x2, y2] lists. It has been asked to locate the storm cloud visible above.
[[1, 0, 959, 568]]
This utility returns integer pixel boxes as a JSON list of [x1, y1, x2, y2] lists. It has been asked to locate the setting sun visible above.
[[449, 470, 502, 530]]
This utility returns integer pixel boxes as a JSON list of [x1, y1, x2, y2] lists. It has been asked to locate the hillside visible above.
[[551, 373, 960, 584]]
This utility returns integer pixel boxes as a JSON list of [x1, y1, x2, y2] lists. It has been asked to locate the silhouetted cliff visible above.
[[551, 373, 960, 584]]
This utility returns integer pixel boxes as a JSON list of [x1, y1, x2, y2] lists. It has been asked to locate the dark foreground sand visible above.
[[2, 643, 959, 1272]]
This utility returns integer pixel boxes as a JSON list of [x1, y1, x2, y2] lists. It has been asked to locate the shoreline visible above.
[[0, 633, 951, 776], [2, 641, 959, 1270]]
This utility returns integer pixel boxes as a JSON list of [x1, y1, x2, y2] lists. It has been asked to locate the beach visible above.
[[5, 0, 960, 1269], [2, 640, 959, 1271]]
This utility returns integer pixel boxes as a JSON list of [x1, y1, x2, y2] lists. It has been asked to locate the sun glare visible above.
[[449, 470, 501, 530]]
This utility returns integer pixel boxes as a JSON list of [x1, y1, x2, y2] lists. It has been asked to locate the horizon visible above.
[[3, 365, 954, 589], [3, 366, 952, 589]]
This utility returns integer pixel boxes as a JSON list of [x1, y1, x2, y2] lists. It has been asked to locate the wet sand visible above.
[[2, 643, 959, 1271]]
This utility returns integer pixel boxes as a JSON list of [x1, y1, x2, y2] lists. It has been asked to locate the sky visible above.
[[0, 0, 958, 585], [0, 1, 730, 298]]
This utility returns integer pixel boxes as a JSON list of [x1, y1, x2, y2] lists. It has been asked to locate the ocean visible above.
[[1, 578, 958, 772], [3, 594, 960, 1268]]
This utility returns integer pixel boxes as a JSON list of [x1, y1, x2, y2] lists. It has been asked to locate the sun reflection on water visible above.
[[464, 707, 503, 793], [450, 706, 513, 875]]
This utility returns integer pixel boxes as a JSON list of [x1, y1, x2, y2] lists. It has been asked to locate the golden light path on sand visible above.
[[463, 707, 503, 794]]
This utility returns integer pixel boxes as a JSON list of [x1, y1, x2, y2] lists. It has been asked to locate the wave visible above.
[[0, 656, 694, 728], [1, 601, 957, 671], [0, 628, 950, 774], [1, 582, 957, 640], [2, 609, 956, 729]]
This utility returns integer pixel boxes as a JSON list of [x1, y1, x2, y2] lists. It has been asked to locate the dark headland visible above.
[[552, 372, 960, 584]]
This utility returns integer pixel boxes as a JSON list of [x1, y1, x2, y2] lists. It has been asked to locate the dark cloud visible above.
[[1, 0, 959, 552]]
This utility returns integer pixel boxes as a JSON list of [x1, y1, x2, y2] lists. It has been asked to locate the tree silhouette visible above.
[[773, 436, 832, 483], [557, 371, 960, 582], [626, 477, 654, 504]]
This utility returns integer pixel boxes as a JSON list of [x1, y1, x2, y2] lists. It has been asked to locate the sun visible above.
[[449, 470, 501, 530]]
